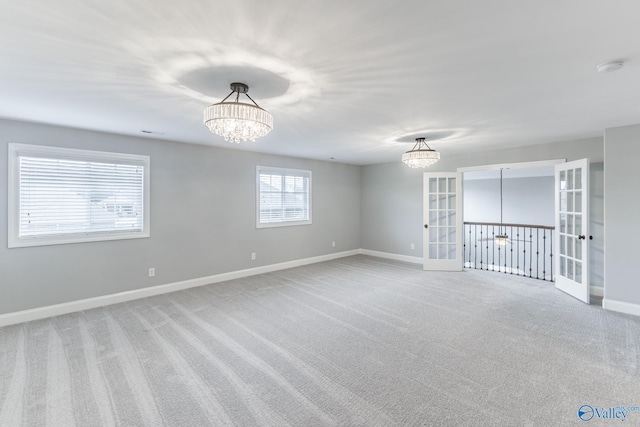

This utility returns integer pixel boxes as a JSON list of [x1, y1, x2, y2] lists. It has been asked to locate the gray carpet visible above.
[[1, 255, 639, 426]]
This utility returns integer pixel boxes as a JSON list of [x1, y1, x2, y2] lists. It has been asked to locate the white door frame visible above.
[[457, 159, 566, 174], [422, 160, 566, 272], [456, 158, 597, 301], [456, 159, 565, 277]]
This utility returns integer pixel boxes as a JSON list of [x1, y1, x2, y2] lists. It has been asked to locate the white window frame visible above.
[[8, 143, 150, 248], [256, 166, 312, 228]]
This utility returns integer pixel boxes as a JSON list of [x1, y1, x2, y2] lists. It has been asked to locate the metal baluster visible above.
[[474, 224, 477, 269], [509, 225, 513, 275], [536, 228, 540, 279], [463, 224, 467, 267], [517, 227, 520, 276], [529, 227, 533, 278], [549, 230, 556, 282], [491, 225, 495, 272], [542, 230, 547, 281], [479, 225, 483, 270], [496, 225, 500, 272]]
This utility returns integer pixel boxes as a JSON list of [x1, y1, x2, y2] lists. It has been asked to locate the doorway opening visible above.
[[460, 161, 560, 282]]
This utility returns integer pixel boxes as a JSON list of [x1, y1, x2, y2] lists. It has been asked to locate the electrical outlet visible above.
[[251, 253, 256, 260], [148, 268, 155, 277], [410, 243, 415, 250], [332, 241, 336, 247]]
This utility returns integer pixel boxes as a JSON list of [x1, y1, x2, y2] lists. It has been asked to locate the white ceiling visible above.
[[2, 1, 639, 165]]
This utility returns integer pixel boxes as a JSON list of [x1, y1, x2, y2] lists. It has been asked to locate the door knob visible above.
[[424, 224, 429, 229], [578, 235, 585, 240]]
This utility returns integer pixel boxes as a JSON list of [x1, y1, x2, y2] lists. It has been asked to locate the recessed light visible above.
[[596, 61, 624, 73]]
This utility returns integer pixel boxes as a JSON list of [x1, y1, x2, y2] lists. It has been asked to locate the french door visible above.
[[555, 159, 590, 303], [423, 173, 463, 271]]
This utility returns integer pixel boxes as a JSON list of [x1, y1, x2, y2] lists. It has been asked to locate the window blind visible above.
[[258, 167, 311, 226], [19, 156, 145, 237]]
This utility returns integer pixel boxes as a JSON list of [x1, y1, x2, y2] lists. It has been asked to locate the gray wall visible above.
[[0, 118, 362, 314], [361, 137, 604, 287], [360, 163, 424, 257], [604, 124, 640, 305], [0, 119, 616, 315], [463, 176, 554, 226]]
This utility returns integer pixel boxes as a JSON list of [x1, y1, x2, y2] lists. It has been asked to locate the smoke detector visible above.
[[596, 61, 624, 73]]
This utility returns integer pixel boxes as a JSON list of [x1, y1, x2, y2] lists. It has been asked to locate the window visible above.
[[8, 143, 150, 248], [257, 166, 311, 228]]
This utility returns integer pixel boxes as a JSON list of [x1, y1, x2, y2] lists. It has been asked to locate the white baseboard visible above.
[[602, 298, 640, 317], [2, 249, 632, 327], [0, 249, 361, 328], [360, 249, 423, 265], [590, 285, 604, 298]]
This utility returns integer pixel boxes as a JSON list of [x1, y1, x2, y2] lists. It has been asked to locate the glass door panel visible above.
[[555, 159, 590, 303], [423, 173, 462, 271]]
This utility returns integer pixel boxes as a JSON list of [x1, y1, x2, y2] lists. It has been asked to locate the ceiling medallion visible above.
[[596, 61, 624, 73]]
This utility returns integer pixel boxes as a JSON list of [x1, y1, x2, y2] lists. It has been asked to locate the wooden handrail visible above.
[[463, 221, 555, 230]]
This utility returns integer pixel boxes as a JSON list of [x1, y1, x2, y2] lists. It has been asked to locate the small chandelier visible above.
[[495, 169, 509, 246], [402, 137, 440, 168], [203, 82, 273, 143], [495, 235, 509, 246]]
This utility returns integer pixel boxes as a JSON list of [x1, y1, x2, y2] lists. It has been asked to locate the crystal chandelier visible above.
[[204, 82, 273, 143], [402, 137, 440, 168], [495, 169, 509, 246]]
